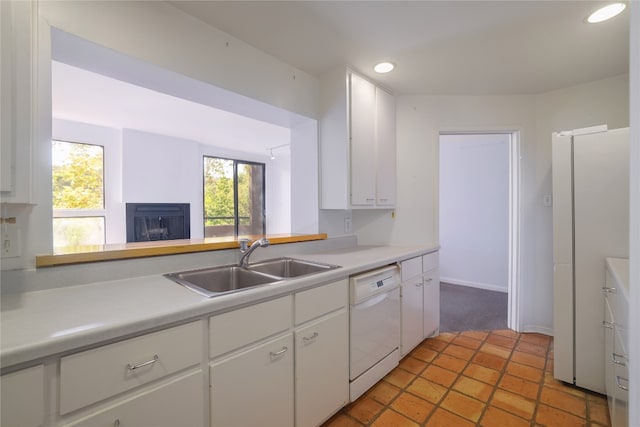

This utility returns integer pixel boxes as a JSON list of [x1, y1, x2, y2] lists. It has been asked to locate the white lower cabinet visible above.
[[604, 259, 629, 427], [423, 267, 440, 338], [295, 310, 349, 427], [210, 334, 294, 427], [400, 252, 440, 356], [0, 364, 44, 427], [64, 370, 204, 427], [400, 277, 424, 356]]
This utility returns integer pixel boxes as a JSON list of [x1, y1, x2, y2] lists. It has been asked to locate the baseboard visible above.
[[440, 277, 508, 294], [521, 325, 553, 336]]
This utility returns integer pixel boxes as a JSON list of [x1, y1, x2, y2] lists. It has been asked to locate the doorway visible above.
[[438, 131, 520, 331]]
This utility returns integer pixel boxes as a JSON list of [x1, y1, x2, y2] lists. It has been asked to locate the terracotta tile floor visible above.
[[323, 330, 610, 427]]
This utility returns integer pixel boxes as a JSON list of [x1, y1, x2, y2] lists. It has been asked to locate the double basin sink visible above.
[[165, 257, 340, 298]]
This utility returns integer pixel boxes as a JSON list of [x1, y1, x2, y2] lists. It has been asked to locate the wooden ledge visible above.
[[36, 234, 328, 268]]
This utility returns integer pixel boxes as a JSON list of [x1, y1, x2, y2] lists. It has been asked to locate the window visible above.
[[203, 156, 265, 237], [52, 140, 105, 248]]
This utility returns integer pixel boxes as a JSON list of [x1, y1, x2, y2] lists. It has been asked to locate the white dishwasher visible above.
[[349, 264, 401, 401]]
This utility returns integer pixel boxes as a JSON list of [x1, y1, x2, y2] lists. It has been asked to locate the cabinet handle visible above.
[[601, 320, 614, 329], [366, 198, 375, 202], [616, 375, 629, 391], [269, 346, 288, 358], [425, 278, 433, 282], [303, 332, 319, 342], [612, 353, 628, 366], [113, 419, 120, 427], [602, 286, 617, 293], [127, 354, 159, 371]]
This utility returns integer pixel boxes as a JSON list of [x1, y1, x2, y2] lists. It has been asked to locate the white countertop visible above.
[[1, 244, 436, 369]]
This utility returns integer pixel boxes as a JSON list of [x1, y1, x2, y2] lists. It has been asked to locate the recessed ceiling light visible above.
[[586, 2, 626, 23], [374, 62, 395, 73]]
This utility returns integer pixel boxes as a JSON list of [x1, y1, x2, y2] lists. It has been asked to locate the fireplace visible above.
[[126, 203, 190, 243]]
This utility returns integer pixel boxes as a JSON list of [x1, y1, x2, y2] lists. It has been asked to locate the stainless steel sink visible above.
[[165, 258, 339, 297], [246, 257, 339, 278], [165, 265, 281, 297]]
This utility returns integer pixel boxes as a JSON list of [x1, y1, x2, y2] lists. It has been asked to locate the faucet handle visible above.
[[238, 238, 250, 252], [259, 238, 270, 247]]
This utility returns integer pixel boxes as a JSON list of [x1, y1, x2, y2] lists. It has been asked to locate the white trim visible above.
[[439, 129, 522, 332], [521, 325, 553, 336], [440, 278, 507, 294], [508, 131, 521, 332]]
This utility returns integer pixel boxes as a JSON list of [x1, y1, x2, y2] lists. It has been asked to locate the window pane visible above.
[[53, 217, 105, 248], [52, 140, 104, 209], [204, 157, 235, 237], [237, 162, 265, 236]]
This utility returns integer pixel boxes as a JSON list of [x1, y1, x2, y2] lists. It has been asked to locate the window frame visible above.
[[52, 139, 107, 247], [203, 155, 266, 238]]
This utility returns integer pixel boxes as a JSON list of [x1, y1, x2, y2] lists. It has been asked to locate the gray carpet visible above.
[[440, 282, 508, 332]]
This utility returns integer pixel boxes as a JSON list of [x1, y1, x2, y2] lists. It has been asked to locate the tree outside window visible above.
[[52, 140, 105, 248], [203, 156, 265, 237]]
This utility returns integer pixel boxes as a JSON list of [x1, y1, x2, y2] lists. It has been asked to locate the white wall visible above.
[[439, 133, 509, 292], [122, 129, 202, 238], [355, 74, 629, 333]]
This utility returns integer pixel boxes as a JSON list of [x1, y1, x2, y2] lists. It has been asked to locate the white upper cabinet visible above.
[[0, 0, 36, 203], [319, 68, 396, 210]]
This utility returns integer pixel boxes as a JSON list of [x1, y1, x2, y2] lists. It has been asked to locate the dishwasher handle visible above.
[[352, 292, 392, 310]]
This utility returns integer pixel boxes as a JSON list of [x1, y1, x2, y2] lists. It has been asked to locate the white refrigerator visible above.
[[552, 126, 629, 394]]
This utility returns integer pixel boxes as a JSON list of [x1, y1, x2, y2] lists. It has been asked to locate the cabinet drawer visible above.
[[60, 321, 203, 414], [1, 364, 44, 427], [295, 279, 347, 325], [64, 370, 204, 427], [423, 251, 439, 272], [401, 257, 422, 281], [210, 295, 292, 358]]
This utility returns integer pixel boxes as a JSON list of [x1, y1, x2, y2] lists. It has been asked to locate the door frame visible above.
[[438, 129, 521, 331]]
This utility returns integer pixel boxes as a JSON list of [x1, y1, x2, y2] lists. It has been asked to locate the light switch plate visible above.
[[1, 226, 21, 258]]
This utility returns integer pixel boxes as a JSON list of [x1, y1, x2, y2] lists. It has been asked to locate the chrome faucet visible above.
[[238, 238, 269, 267]]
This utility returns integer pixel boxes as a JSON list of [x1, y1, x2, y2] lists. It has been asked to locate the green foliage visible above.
[[52, 141, 104, 209], [204, 157, 235, 226]]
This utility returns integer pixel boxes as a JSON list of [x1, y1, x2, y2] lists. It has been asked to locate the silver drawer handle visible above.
[[612, 353, 628, 366], [269, 346, 288, 358], [425, 278, 433, 282], [127, 354, 159, 371], [602, 286, 617, 293], [601, 320, 614, 329], [114, 420, 120, 427], [303, 332, 319, 342], [616, 375, 629, 391], [415, 283, 423, 287]]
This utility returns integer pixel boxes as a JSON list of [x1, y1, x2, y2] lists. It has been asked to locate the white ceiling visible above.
[[52, 61, 291, 156], [169, 0, 630, 95]]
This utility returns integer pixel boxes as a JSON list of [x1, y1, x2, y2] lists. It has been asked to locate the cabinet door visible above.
[[423, 269, 440, 338], [64, 371, 204, 427], [295, 310, 349, 427], [375, 86, 396, 206], [0, 365, 44, 427], [401, 280, 423, 356], [349, 72, 376, 206], [210, 334, 294, 427]]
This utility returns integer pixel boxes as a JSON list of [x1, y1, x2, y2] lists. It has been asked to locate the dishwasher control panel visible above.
[[349, 264, 400, 304]]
